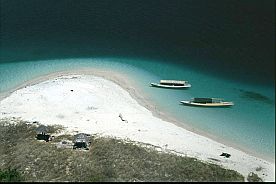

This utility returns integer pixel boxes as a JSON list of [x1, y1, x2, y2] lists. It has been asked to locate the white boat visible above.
[[151, 80, 191, 89], [180, 98, 234, 107]]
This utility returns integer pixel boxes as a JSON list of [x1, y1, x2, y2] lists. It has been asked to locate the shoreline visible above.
[[0, 68, 275, 181], [0, 68, 274, 163]]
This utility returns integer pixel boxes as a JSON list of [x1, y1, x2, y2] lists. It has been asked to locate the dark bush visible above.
[[0, 168, 22, 182]]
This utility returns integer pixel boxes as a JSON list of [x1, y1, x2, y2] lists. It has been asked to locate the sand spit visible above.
[[0, 72, 274, 181]]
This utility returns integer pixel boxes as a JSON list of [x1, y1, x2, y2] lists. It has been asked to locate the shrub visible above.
[[0, 168, 22, 182]]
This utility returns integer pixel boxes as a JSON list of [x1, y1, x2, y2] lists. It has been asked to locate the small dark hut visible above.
[[35, 125, 51, 142], [73, 133, 91, 150]]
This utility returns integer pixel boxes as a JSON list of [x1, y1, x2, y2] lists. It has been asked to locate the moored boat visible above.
[[151, 80, 191, 89], [180, 98, 234, 107]]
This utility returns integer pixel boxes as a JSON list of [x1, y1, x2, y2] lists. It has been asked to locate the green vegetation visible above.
[[0, 119, 245, 182], [0, 168, 22, 182]]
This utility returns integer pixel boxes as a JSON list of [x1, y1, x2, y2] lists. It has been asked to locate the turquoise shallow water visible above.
[[0, 58, 275, 160]]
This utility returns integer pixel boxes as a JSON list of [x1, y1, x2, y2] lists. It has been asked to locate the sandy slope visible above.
[[0, 73, 274, 181]]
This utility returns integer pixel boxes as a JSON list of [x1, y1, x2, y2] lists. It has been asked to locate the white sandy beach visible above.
[[0, 70, 274, 181]]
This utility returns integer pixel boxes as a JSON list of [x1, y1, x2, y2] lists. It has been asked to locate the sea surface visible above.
[[0, 0, 275, 160]]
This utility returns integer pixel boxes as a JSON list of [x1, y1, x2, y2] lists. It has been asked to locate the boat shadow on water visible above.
[[179, 103, 233, 108], [237, 89, 274, 105], [149, 85, 191, 90]]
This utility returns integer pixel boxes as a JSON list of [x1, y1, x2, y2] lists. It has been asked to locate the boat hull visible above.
[[151, 83, 191, 89], [180, 101, 234, 107]]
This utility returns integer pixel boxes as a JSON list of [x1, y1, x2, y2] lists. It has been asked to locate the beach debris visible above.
[[208, 158, 221, 162], [119, 113, 128, 123], [220, 152, 231, 158], [73, 133, 91, 150], [255, 166, 263, 171], [87, 106, 98, 110], [70, 89, 74, 92]]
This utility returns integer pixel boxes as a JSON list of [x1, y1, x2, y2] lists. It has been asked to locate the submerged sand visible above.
[[0, 69, 275, 181]]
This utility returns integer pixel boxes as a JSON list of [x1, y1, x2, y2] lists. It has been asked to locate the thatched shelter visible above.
[[35, 125, 51, 142], [73, 133, 91, 150]]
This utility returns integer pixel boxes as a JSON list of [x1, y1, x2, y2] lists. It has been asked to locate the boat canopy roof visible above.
[[36, 125, 49, 134], [193, 98, 213, 103], [160, 80, 186, 85], [193, 98, 224, 103], [73, 133, 89, 143]]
